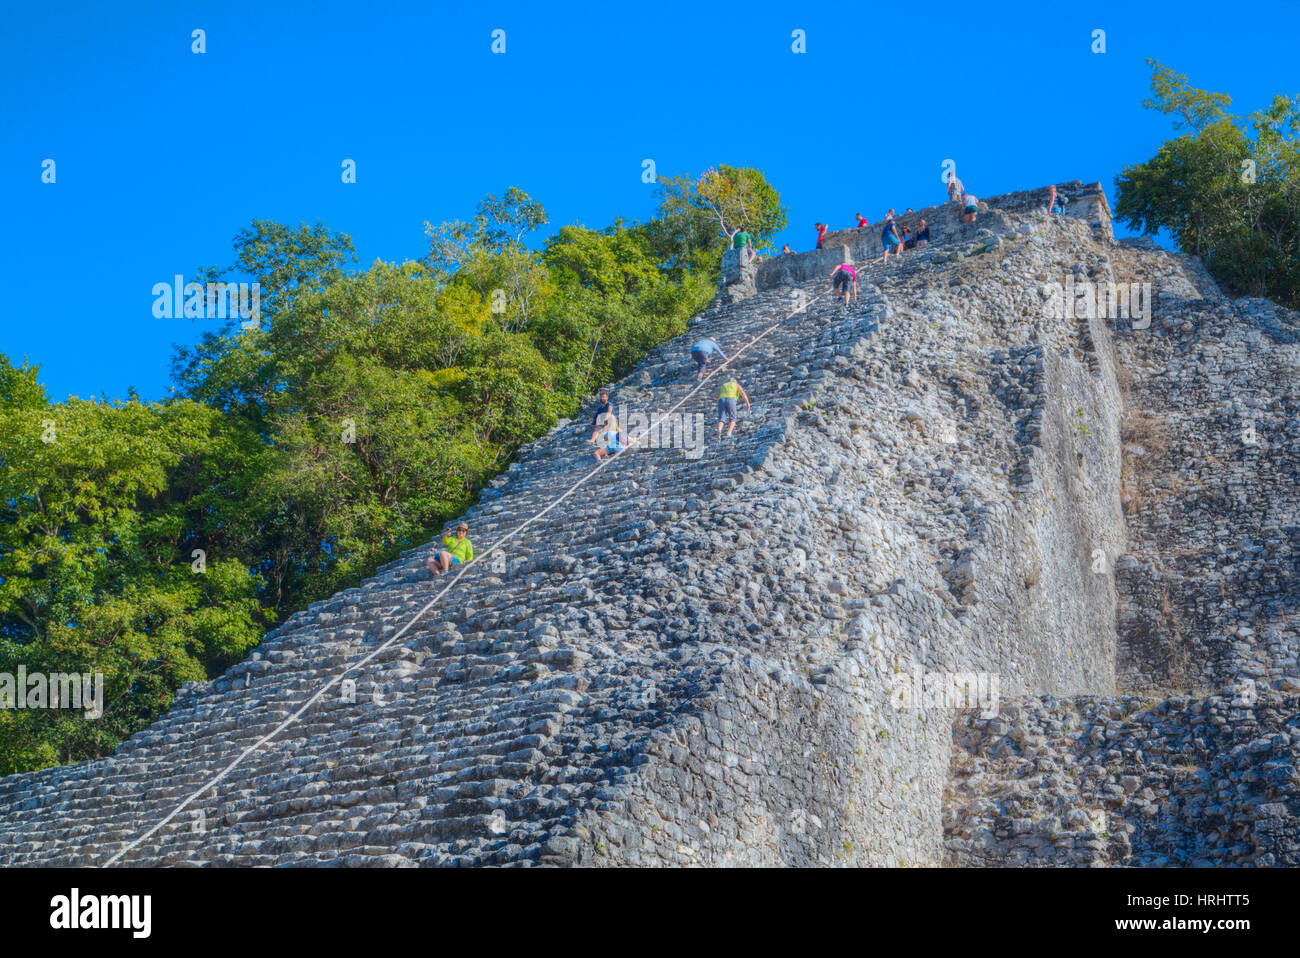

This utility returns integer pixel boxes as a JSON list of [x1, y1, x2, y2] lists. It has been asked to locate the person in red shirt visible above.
[[815, 222, 827, 250], [855, 213, 868, 230]]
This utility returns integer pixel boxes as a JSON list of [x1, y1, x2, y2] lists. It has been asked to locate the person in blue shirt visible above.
[[881, 215, 903, 263], [589, 389, 613, 441], [690, 338, 730, 381]]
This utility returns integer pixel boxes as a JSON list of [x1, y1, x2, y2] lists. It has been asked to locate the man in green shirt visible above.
[[716, 377, 751, 440], [732, 229, 754, 262], [426, 521, 474, 575]]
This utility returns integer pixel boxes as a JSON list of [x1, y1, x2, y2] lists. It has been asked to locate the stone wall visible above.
[[943, 198, 1300, 868]]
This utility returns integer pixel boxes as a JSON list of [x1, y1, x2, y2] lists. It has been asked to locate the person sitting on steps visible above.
[[947, 172, 964, 207], [732, 228, 754, 262], [914, 218, 931, 247], [594, 414, 631, 460], [426, 522, 474, 575], [881, 213, 903, 263]]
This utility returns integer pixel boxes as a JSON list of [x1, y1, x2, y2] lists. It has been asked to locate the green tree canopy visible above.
[[691, 165, 787, 245], [1116, 60, 1300, 306]]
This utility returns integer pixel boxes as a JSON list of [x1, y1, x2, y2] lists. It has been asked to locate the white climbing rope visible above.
[[102, 287, 830, 866]]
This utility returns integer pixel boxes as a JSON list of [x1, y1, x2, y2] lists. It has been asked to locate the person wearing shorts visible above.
[[426, 522, 474, 575], [716, 377, 751, 439], [830, 262, 857, 304], [962, 193, 979, 224], [690, 338, 728, 381], [914, 219, 931, 247], [947, 174, 964, 206], [881, 217, 902, 262], [815, 222, 827, 250]]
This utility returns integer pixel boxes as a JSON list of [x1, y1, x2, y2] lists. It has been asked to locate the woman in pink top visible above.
[[830, 262, 857, 304]]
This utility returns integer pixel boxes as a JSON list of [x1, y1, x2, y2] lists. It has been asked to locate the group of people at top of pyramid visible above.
[[427, 182, 1071, 576], [824, 178, 1069, 304]]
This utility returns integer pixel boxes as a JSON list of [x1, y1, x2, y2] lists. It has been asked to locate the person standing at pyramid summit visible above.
[[426, 522, 474, 575], [947, 171, 965, 207]]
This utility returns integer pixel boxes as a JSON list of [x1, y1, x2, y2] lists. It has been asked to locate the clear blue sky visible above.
[[3, 1, 1296, 402]]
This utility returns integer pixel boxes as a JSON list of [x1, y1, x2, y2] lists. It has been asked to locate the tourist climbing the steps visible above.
[[426, 522, 474, 575], [830, 261, 858, 304], [815, 222, 828, 250], [881, 214, 903, 263], [716, 376, 751, 440], [962, 191, 980, 225], [589, 389, 613, 442], [690, 337, 729, 381], [594, 413, 632, 460]]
